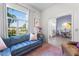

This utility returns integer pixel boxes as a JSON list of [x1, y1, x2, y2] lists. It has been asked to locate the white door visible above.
[[48, 18, 56, 43]]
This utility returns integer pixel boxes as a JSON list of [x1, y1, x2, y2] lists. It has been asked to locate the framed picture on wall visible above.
[[34, 16, 40, 27]]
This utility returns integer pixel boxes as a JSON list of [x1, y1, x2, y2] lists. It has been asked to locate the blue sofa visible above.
[[0, 34, 44, 56]]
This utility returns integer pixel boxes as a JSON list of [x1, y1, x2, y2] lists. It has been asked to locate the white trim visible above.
[[6, 3, 29, 14], [48, 11, 73, 41]]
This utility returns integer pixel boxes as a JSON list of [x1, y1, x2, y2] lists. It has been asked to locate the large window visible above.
[[7, 7, 28, 37]]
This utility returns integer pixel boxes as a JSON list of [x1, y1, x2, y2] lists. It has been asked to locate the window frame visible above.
[[6, 5, 29, 37]]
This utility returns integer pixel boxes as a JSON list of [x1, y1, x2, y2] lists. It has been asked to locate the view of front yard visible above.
[[7, 7, 28, 37]]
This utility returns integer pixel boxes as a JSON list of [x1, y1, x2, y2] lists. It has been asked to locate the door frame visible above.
[[48, 11, 74, 41], [56, 11, 74, 41]]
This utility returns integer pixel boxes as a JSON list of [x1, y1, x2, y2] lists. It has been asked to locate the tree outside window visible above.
[[7, 7, 28, 37]]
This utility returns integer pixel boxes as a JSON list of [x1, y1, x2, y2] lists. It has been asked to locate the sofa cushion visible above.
[[10, 34, 30, 45], [21, 34, 30, 41], [25, 40, 42, 47], [11, 41, 31, 52], [11, 40, 42, 53], [10, 35, 22, 45], [0, 48, 11, 56], [2, 37, 11, 47]]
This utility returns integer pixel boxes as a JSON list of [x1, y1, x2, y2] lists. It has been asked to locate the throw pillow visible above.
[[0, 37, 7, 51], [30, 33, 37, 40]]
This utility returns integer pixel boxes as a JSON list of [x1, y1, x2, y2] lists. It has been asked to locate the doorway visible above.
[[48, 15, 72, 47]]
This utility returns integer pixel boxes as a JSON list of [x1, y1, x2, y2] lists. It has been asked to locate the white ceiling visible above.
[[27, 3, 56, 11]]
